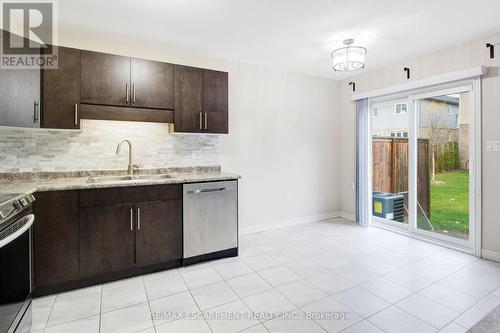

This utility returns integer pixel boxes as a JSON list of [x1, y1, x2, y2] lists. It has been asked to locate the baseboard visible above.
[[339, 211, 355, 221], [239, 211, 341, 235], [481, 249, 500, 263]]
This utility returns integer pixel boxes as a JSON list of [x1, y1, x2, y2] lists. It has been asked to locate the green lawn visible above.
[[429, 171, 469, 238]]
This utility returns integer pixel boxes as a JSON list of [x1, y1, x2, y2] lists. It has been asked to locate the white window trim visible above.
[[352, 66, 486, 101]]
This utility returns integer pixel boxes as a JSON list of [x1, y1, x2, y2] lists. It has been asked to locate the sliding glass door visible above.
[[370, 83, 478, 252], [415, 91, 470, 239]]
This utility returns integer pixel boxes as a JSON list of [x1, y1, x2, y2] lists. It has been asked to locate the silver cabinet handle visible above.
[[133, 83, 136, 103], [74, 103, 78, 126], [199, 112, 203, 130], [126, 83, 129, 103], [130, 208, 134, 231], [137, 207, 141, 230], [33, 101, 39, 123], [204, 112, 208, 130]]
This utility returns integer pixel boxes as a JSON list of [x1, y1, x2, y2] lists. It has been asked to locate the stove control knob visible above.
[[28, 194, 36, 202], [0, 210, 5, 219], [13, 200, 23, 209]]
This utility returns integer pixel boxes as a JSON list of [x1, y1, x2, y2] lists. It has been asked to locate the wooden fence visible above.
[[372, 137, 430, 216]]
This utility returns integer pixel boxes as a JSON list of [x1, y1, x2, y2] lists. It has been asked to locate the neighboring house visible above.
[[372, 94, 469, 169]]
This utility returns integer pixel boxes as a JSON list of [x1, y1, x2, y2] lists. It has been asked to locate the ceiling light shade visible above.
[[331, 39, 367, 72]]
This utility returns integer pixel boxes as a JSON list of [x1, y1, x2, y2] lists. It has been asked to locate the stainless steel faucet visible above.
[[116, 139, 138, 176]]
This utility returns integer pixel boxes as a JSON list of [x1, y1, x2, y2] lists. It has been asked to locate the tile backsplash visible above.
[[0, 120, 219, 172]]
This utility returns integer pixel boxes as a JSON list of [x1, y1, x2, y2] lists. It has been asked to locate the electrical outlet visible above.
[[486, 141, 500, 152], [191, 150, 202, 160]]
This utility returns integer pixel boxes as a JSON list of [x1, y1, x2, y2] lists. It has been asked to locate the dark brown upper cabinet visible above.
[[131, 59, 174, 110], [174, 65, 203, 133], [173, 65, 228, 134], [42, 46, 81, 129], [0, 30, 41, 128], [203, 69, 228, 134], [80, 50, 131, 107], [79, 51, 175, 123]]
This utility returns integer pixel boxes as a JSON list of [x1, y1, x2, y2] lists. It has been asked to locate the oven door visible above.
[[0, 214, 34, 333]]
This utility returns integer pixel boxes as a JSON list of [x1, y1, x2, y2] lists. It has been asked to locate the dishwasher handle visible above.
[[186, 187, 227, 195]]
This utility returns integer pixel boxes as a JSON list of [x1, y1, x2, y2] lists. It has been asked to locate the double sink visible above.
[[87, 174, 174, 184]]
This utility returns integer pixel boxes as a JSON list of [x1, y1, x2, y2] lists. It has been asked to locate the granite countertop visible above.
[[0, 166, 240, 194]]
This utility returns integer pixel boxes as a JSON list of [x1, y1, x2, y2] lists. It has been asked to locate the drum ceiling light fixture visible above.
[[331, 38, 367, 72]]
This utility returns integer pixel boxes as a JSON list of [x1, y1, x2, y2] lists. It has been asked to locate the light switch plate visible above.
[[486, 141, 500, 152]]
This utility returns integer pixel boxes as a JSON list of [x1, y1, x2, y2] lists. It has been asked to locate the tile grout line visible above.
[[140, 275, 157, 333], [98, 284, 103, 333], [212, 258, 274, 331], [38, 294, 57, 333], [177, 267, 214, 333]]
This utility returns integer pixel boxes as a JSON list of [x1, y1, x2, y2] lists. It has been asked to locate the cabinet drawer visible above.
[[79, 184, 181, 207]]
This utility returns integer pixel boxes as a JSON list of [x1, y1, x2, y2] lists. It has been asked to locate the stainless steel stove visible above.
[[0, 193, 35, 225], [0, 191, 36, 333]]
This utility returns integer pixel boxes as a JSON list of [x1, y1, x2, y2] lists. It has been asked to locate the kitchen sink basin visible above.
[[87, 174, 174, 183], [133, 174, 175, 180]]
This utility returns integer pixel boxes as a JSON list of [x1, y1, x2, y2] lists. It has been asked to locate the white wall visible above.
[[338, 31, 500, 254], [53, 31, 341, 233]]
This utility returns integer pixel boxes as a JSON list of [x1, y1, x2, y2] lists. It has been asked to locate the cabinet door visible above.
[[135, 199, 182, 267], [80, 51, 131, 107], [131, 59, 173, 110], [0, 30, 40, 128], [79, 204, 135, 278], [42, 46, 81, 129], [33, 191, 79, 287], [174, 65, 203, 133], [203, 69, 228, 134]]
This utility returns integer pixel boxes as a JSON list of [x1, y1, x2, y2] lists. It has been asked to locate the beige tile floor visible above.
[[30, 218, 500, 333]]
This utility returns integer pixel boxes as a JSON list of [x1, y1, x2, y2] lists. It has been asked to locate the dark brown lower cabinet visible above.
[[78, 185, 182, 278], [33, 191, 79, 288], [79, 204, 135, 278], [135, 200, 182, 267], [33, 184, 183, 294]]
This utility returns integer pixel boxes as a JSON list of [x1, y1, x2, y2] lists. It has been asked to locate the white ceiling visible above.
[[59, 0, 500, 80]]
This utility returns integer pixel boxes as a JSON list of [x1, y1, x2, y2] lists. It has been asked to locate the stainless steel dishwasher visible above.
[[183, 180, 238, 264]]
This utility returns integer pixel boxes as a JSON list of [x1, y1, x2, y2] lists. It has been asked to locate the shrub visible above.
[[435, 141, 459, 173]]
